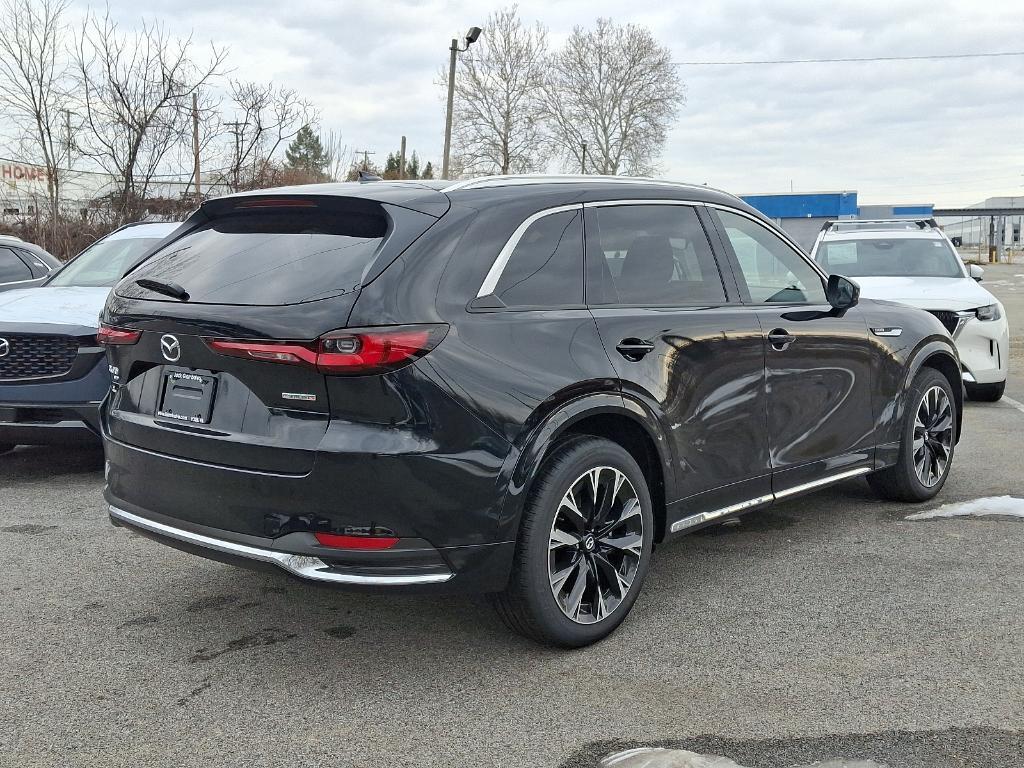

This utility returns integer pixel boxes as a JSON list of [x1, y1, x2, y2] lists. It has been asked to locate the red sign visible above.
[[1, 163, 49, 183]]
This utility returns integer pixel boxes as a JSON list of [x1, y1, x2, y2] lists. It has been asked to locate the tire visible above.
[[868, 368, 957, 503], [965, 380, 1005, 402], [493, 436, 655, 647]]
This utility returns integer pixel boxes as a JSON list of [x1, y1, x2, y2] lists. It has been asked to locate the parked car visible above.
[[810, 218, 1009, 401], [0, 221, 181, 453], [0, 234, 61, 291], [101, 177, 961, 647]]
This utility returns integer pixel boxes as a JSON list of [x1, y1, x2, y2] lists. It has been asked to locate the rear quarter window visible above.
[[122, 201, 392, 306]]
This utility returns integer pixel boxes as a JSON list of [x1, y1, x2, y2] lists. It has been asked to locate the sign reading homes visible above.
[[1, 162, 50, 184]]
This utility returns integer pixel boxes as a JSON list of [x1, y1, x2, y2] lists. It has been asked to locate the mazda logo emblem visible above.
[[0, 337, 8, 358], [160, 334, 181, 363]]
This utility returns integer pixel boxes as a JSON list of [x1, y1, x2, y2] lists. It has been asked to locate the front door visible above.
[[709, 208, 876, 492], [584, 201, 772, 529]]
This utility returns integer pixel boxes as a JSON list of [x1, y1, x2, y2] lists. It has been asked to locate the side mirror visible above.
[[826, 274, 859, 310], [968, 264, 984, 282]]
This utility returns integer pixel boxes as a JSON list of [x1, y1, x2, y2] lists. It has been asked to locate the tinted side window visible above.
[[491, 208, 584, 308], [586, 205, 726, 306], [0, 247, 32, 283], [714, 210, 826, 304]]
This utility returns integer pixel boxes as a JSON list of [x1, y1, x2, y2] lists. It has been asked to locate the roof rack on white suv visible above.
[[821, 218, 938, 233]]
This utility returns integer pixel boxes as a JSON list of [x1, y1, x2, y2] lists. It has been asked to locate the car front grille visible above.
[[927, 310, 961, 336], [0, 334, 79, 380]]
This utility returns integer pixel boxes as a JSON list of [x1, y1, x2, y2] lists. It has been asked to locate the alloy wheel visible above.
[[913, 385, 953, 487], [548, 466, 645, 624]]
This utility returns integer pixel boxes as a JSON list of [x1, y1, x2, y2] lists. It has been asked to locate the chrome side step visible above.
[[669, 467, 872, 533], [109, 506, 454, 586]]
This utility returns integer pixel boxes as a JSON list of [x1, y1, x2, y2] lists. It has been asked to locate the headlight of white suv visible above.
[[975, 304, 1002, 321]]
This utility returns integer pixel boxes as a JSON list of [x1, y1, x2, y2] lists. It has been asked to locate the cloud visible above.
[[14, 0, 1024, 206]]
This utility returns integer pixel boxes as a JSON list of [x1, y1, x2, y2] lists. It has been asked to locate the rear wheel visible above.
[[965, 380, 1004, 402], [868, 368, 956, 502], [493, 436, 654, 647]]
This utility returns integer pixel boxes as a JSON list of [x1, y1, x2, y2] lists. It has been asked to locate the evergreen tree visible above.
[[420, 161, 434, 180], [284, 125, 330, 178], [406, 151, 420, 180], [382, 152, 401, 180]]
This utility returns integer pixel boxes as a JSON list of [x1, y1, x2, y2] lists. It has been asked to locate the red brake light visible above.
[[97, 324, 142, 345], [314, 532, 400, 550], [203, 325, 447, 376]]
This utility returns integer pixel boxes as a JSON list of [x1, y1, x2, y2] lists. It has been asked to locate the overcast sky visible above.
[[78, 1, 1024, 205]]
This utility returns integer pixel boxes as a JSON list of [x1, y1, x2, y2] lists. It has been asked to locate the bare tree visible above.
[[74, 8, 227, 218], [543, 18, 684, 176], [451, 5, 548, 176], [323, 129, 352, 182], [221, 80, 316, 191], [0, 0, 73, 218]]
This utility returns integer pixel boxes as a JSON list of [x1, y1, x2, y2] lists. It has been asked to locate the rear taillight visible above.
[[97, 324, 142, 345], [204, 324, 447, 376], [314, 532, 400, 550]]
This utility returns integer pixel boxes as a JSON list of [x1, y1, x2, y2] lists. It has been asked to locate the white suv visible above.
[[811, 219, 1009, 401]]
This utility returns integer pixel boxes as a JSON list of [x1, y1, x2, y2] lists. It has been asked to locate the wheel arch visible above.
[[907, 341, 964, 442], [507, 394, 675, 543]]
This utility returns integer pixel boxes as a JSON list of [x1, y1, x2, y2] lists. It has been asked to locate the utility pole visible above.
[[356, 150, 376, 171], [399, 135, 407, 180], [581, 141, 587, 174], [441, 26, 482, 180], [192, 92, 201, 202]]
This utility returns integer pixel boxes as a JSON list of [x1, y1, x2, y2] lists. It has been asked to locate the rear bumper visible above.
[[110, 505, 456, 587]]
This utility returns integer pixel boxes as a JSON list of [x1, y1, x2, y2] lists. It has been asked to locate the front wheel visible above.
[[965, 380, 1005, 402], [868, 368, 956, 502], [492, 436, 655, 647]]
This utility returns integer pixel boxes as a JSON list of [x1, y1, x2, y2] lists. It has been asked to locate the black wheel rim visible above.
[[914, 385, 953, 487], [548, 466, 644, 625]]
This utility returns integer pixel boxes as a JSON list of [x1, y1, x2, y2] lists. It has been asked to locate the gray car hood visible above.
[[0, 286, 111, 330]]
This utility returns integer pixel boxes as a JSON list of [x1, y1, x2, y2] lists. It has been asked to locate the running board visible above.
[[669, 467, 872, 533]]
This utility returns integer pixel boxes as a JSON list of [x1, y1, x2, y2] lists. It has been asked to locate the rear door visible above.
[[708, 207, 876, 491], [584, 201, 772, 529]]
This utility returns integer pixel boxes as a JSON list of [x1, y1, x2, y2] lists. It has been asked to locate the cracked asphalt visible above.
[[1, 265, 1022, 768]]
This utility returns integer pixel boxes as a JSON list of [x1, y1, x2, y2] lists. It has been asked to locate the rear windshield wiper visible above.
[[135, 278, 190, 302]]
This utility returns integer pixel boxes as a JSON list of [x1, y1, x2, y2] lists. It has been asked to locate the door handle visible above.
[[767, 328, 796, 351], [615, 338, 655, 361]]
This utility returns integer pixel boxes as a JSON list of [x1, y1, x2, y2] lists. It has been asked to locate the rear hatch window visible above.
[[117, 198, 391, 306]]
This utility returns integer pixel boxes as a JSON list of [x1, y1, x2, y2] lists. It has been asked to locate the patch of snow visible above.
[[599, 748, 886, 768], [906, 495, 1024, 520]]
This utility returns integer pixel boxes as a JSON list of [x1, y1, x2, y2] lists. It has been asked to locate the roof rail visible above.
[[440, 174, 720, 195], [823, 218, 939, 234]]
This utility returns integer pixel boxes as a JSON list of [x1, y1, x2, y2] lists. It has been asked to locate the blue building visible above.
[[740, 191, 934, 251]]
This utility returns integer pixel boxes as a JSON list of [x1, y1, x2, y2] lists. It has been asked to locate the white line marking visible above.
[[906, 495, 1024, 520], [1002, 395, 1024, 415]]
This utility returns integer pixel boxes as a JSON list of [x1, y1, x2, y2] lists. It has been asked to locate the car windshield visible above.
[[47, 237, 163, 288], [818, 237, 964, 278]]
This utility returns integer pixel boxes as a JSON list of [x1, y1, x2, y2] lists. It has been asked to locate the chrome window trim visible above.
[[582, 198, 705, 208], [669, 466, 872, 533], [0, 277, 42, 287], [706, 202, 830, 281], [109, 506, 454, 586], [475, 203, 582, 298]]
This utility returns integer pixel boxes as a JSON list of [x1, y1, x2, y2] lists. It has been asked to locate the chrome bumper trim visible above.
[[109, 506, 453, 586], [669, 467, 872, 533], [961, 371, 977, 383]]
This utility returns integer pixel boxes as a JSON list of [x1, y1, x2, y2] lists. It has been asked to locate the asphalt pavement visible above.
[[1, 268, 1022, 768]]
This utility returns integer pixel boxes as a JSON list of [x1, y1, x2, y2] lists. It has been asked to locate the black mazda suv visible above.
[[100, 176, 962, 646]]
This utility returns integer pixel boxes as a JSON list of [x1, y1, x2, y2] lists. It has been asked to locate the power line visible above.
[[674, 50, 1024, 66]]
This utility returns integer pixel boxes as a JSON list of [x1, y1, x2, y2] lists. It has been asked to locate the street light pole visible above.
[[442, 39, 458, 181], [441, 26, 482, 181]]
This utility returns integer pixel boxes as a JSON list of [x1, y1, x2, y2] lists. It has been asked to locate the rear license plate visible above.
[[157, 370, 218, 425]]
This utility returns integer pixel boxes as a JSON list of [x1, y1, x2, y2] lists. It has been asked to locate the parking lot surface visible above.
[[2, 265, 1022, 768]]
